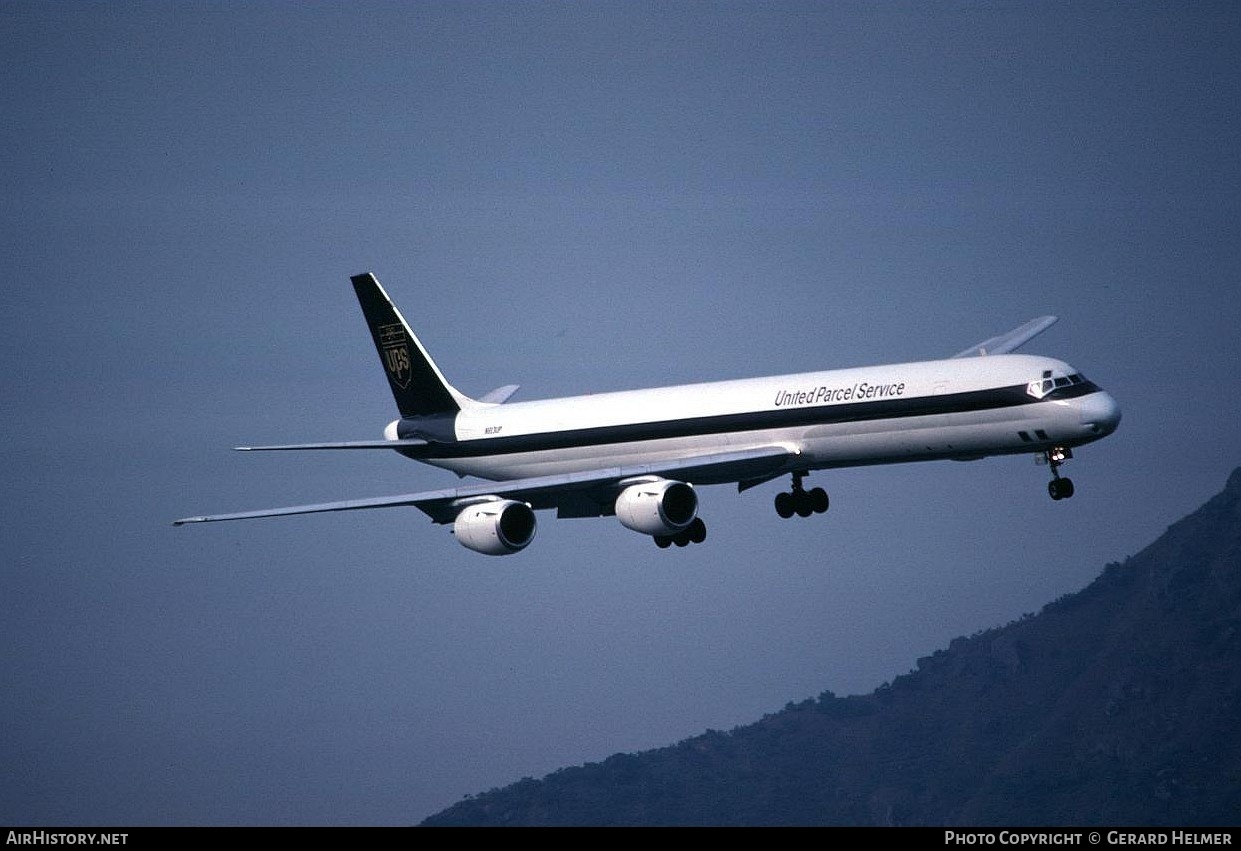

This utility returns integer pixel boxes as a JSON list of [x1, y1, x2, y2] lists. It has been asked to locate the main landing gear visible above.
[[774, 471, 829, 519], [654, 517, 707, 549], [1043, 447, 1076, 501]]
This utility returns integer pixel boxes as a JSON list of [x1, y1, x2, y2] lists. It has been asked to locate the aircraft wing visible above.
[[173, 445, 797, 526], [952, 315, 1058, 358], [478, 384, 520, 404]]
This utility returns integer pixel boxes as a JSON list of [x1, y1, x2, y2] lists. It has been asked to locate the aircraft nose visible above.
[[1078, 391, 1121, 436]]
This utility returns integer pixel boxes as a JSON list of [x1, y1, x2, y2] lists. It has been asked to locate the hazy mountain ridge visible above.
[[423, 469, 1241, 826]]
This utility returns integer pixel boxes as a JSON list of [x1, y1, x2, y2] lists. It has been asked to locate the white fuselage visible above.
[[415, 354, 1121, 482]]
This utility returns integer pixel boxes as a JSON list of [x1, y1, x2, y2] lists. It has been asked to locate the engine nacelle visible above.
[[453, 500, 537, 556], [615, 479, 698, 536]]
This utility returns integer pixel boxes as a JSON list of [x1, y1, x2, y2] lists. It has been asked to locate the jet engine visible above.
[[614, 479, 697, 536], [453, 500, 537, 556]]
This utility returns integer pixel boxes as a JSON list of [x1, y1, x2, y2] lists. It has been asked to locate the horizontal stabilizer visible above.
[[234, 439, 429, 451], [953, 315, 1058, 358]]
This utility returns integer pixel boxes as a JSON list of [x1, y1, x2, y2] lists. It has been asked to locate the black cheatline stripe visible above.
[[1043, 381, 1101, 402], [416, 381, 1102, 461]]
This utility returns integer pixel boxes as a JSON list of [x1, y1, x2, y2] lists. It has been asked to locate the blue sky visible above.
[[2, 1, 1238, 825]]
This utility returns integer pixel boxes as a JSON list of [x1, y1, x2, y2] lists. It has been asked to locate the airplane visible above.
[[174, 273, 1122, 555]]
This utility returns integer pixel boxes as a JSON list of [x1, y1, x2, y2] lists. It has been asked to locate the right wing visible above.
[[173, 445, 797, 526]]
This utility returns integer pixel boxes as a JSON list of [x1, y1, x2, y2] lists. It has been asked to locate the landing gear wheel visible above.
[[775, 473, 830, 519], [775, 492, 794, 519], [688, 518, 707, 544], [655, 518, 707, 548], [1049, 477, 1075, 501], [795, 492, 814, 518]]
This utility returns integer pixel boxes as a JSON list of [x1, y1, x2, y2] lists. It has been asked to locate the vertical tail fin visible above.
[[350, 273, 472, 418]]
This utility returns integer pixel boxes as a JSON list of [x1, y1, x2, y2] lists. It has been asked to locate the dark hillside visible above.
[[424, 469, 1241, 826]]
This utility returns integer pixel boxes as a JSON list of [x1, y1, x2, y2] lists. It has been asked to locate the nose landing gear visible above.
[[1042, 447, 1075, 500], [774, 471, 829, 519]]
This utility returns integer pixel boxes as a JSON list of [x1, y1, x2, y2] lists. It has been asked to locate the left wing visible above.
[[478, 384, 520, 404], [173, 445, 796, 526], [953, 315, 1058, 358]]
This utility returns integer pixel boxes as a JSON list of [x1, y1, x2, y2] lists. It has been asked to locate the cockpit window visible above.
[[1026, 373, 1090, 400]]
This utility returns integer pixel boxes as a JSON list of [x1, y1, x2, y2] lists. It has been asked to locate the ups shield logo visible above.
[[378, 323, 412, 389]]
